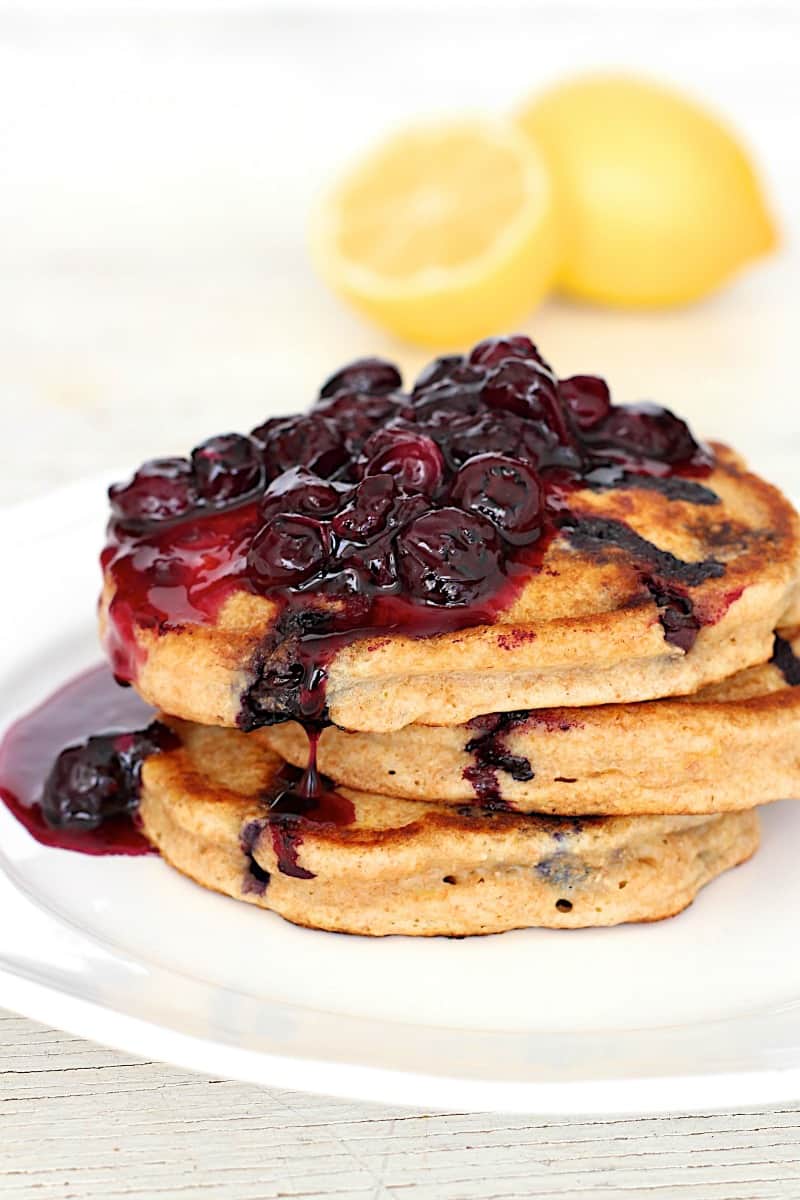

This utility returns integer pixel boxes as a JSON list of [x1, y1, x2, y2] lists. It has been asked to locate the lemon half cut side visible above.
[[310, 119, 559, 347]]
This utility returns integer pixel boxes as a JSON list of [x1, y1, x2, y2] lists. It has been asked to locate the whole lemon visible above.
[[516, 74, 778, 307]]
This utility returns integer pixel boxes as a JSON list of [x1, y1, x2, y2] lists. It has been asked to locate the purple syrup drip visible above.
[[244, 726, 356, 881]]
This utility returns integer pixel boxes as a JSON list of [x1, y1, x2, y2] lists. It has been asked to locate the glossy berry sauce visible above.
[[102, 499, 262, 681], [102, 336, 718, 736], [240, 726, 355, 883], [18, 337, 725, 841], [0, 665, 164, 854], [265, 724, 355, 879], [0, 664, 353, 873]]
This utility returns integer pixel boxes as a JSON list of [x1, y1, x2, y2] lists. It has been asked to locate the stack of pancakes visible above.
[[102, 436, 800, 936]]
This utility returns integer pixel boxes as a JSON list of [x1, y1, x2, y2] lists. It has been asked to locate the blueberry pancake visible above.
[[264, 629, 800, 815], [138, 719, 759, 936], [99, 336, 800, 734]]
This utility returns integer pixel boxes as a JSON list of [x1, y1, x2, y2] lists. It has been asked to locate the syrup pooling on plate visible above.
[[0, 663, 354, 864], [102, 335, 716, 738], [0, 665, 166, 854]]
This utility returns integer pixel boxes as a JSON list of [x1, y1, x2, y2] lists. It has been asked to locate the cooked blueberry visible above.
[[588, 402, 701, 464], [397, 507, 504, 605], [334, 528, 399, 589], [362, 429, 445, 496], [41, 723, 176, 831], [445, 410, 573, 473], [41, 741, 121, 829], [332, 474, 396, 542], [468, 335, 546, 369], [643, 578, 700, 652], [313, 390, 400, 455], [259, 467, 347, 524], [251, 416, 288, 451], [108, 458, 198, 526], [263, 415, 348, 478], [319, 357, 402, 398], [410, 382, 485, 431], [248, 516, 328, 588], [412, 356, 483, 395], [559, 375, 612, 430], [385, 493, 431, 532], [191, 433, 264, 503], [483, 359, 560, 421], [451, 454, 542, 544], [536, 853, 589, 888]]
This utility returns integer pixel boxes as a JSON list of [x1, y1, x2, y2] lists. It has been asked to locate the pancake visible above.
[[139, 719, 759, 936], [264, 629, 800, 816], [101, 445, 800, 734]]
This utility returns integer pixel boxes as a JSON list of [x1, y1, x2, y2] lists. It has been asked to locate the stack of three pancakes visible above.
[[104, 441, 800, 936]]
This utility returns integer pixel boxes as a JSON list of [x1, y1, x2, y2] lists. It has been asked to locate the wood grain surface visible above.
[[4, 1011, 800, 1200]]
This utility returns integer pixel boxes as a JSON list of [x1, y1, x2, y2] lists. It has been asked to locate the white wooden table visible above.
[[2, 2, 800, 1195], [6, 1008, 800, 1200]]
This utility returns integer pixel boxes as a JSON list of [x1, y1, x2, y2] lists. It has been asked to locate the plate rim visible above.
[[3, 474, 800, 1114], [5, 954, 800, 1115]]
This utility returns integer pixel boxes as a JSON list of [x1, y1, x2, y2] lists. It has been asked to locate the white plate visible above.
[[2, 476, 800, 1114]]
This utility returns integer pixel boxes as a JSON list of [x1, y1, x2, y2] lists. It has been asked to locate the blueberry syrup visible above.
[[771, 633, 800, 686], [241, 732, 356, 883], [0, 665, 171, 855], [99, 338, 722, 797], [102, 499, 262, 681], [463, 711, 534, 809], [562, 516, 725, 652]]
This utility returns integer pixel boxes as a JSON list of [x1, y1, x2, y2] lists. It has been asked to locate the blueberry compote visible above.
[[463, 711, 534, 810], [101, 336, 717, 752], [772, 633, 800, 686], [0, 665, 173, 854], [242, 730, 356, 885]]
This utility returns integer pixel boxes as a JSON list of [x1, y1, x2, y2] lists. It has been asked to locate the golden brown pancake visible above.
[[264, 629, 800, 816], [102, 446, 800, 733], [139, 719, 759, 936]]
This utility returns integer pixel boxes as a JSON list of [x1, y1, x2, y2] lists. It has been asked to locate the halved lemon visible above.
[[309, 119, 558, 348], [516, 74, 778, 307]]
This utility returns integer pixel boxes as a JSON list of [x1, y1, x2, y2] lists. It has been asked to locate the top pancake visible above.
[[101, 444, 800, 732]]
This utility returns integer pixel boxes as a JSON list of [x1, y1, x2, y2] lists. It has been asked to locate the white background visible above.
[[0, 0, 798, 505], [1, 3, 800, 1197]]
